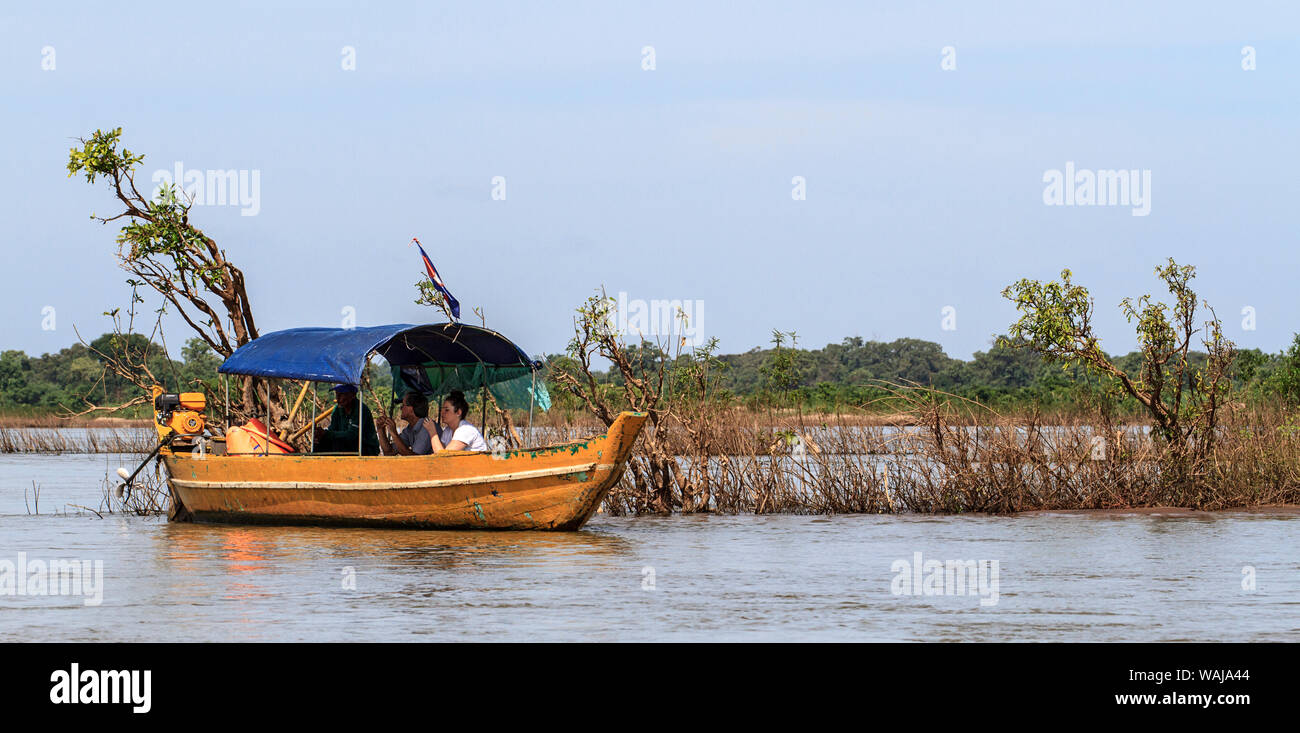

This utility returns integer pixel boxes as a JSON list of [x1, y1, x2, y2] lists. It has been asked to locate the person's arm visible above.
[[423, 418, 463, 452], [444, 423, 470, 451], [387, 424, 416, 455], [374, 417, 397, 456]]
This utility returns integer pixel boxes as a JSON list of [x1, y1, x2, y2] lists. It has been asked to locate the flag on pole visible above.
[[410, 237, 460, 320]]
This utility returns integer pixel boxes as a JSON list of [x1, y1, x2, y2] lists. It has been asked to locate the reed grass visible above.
[[0, 413, 150, 428], [0, 426, 155, 454]]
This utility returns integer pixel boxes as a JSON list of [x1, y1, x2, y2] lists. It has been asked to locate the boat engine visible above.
[[151, 385, 207, 439]]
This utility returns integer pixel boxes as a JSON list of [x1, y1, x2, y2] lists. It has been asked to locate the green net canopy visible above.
[[392, 362, 550, 411], [220, 321, 551, 411]]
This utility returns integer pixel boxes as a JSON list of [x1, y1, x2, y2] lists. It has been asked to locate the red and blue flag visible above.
[[410, 237, 460, 320]]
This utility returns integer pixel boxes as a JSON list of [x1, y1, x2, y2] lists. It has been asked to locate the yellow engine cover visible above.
[[178, 393, 206, 411]]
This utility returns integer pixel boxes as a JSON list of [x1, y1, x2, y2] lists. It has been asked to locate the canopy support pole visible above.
[[224, 374, 229, 434], [264, 379, 270, 456], [310, 387, 316, 453], [358, 368, 365, 457], [527, 370, 536, 448]]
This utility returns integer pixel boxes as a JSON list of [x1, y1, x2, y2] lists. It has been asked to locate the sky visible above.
[[1, 1, 1297, 363]]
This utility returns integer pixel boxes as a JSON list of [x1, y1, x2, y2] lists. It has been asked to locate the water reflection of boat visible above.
[[160, 521, 633, 568], [157, 324, 646, 531]]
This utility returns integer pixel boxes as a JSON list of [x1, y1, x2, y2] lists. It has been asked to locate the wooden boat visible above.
[[149, 322, 648, 531], [162, 410, 646, 531]]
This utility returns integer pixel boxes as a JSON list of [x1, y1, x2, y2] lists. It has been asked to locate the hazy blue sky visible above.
[[2, 1, 1297, 362]]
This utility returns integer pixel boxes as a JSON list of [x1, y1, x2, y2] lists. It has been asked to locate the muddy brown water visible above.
[[1, 451, 1297, 641]]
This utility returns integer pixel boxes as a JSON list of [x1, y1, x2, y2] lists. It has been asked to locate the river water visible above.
[[1, 452, 1298, 642]]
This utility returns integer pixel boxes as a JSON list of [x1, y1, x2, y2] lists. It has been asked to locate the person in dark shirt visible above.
[[313, 384, 379, 455]]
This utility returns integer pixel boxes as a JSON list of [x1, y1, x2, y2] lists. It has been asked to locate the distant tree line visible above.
[[0, 332, 369, 417], [543, 331, 1300, 416], [5, 330, 1300, 418], [0, 335, 221, 415]]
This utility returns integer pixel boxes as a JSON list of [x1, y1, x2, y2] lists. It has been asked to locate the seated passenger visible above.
[[422, 390, 488, 452], [313, 384, 380, 455], [375, 392, 433, 455]]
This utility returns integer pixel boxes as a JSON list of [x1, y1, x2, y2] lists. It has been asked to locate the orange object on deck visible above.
[[226, 419, 295, 454]]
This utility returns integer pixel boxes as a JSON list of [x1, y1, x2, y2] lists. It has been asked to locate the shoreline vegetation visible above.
[[21, 129, 1300, 518], [545, 264, 1300, 516], [11, 405, 1300, 515], [8, 337, 1300, 513], [8, 310, 1300, 514], [7, 305, 1300, 516]]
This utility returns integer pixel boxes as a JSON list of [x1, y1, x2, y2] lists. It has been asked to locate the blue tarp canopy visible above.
[[218, 323, 537, 385]]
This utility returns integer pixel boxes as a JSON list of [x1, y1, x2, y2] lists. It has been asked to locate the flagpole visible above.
[[411, 236, 460, 323]]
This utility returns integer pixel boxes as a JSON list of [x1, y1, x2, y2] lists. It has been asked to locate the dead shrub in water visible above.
[[699, 411, 893, 514], [1180, 404, 1300, 508], [550, 293, 679, 515], [874, 383, 1165, 512], [600, 407, 895, 515], [553, 292, 735, 516], [593, 381, 1300, 515]]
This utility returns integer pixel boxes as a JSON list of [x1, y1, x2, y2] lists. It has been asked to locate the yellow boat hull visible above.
[[162, 412, 646, 531]]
